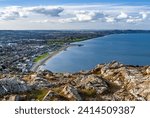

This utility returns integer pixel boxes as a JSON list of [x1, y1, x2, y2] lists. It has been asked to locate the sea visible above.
[[43, 33, 150, 72]]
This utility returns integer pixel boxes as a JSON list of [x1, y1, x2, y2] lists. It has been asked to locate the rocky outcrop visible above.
[[29, 77, 53, 89], [78, 74, 108, 94], [92, 61, 150, 101], [0, 61, 150, 101], [1, 95, 27, 101], [0, 78, 30, 96], [146, 66, 150, 74], [62, 85, 82, 101]]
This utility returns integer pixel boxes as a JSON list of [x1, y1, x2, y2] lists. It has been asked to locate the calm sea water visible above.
[[43, 33, 150, 72]]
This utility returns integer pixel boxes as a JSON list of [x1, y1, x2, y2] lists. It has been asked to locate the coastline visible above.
[[30, 45, 69, 72], [29, 34, 128, 72], [30, 32, 148, 73]]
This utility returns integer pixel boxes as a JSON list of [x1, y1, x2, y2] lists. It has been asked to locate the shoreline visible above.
[[29, 34, 119, 72], [30, 35, 109, 72], [30, 45, 69, 72]]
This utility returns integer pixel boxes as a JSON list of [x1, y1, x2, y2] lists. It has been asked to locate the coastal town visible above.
[[0, 30, 108, 74], [0, 30, 150, 101], [1, 30, 150, 75]]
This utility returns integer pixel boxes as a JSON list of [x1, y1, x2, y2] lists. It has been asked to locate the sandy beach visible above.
[[30, 45, 69, 72]]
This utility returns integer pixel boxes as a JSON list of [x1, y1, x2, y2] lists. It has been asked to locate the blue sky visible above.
[[0, 0, 149, 6], [0, 0, 150, 30]]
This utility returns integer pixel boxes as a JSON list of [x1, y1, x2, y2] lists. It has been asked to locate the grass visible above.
[[52, 87, 62, 93], [48, 41, 65, 45], [27, 88, 49, 101], [71, 38, 85, 42], [79, 88, 97, 97], [34, 53, 49, 62]]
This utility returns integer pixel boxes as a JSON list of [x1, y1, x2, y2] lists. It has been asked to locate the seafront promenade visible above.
[[30, 45, 69, 72]]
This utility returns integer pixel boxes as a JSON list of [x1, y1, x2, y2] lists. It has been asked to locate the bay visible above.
[[43, 33, 150, 72]]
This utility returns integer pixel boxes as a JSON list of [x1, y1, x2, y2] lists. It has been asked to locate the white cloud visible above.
[[30, 20, 49, 23], [58, 11, 105, 23], [126, 12, 149, 23], [0, 4, 150, 29], [0, 6, 64, 20], [117, 12, 128, 20], [139, 12, 148, 19], [126, 18, 142, 23], [29, 7, 64, 17], [0, 6, 27, 20], [105, 17, 115, 23], [76, 12, 94, 22]]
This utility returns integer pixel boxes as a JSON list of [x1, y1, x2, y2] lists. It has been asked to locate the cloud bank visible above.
[[0, 6, 64, 20], [0, 4, 150, 29]]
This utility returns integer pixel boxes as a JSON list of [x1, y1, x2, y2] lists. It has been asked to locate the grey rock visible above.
[[79, 74, 108, 94], [62, 85, 82, 101], [0, 78, 30, 96], [29, 77, 53, 89]]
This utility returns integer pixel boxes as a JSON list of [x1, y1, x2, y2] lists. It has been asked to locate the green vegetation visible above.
[[34, 53, 49, 62], [79, 88, 96, 97], [52, 87, 63, 93], [48, 37, 86, 45], [69, 38, 85, 42], [27, 88, 49, 101]]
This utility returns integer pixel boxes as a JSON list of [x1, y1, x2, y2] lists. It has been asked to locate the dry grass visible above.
[[79, 88, 96, 98], [26, 88, 49, 101]]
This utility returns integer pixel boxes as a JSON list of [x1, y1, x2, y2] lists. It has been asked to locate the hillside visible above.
[[0, 61, 150, 101]]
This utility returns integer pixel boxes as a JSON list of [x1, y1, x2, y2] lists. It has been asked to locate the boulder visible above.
[[62, 85, 82, 101], [79, 74, 108, 94], [109, 61, 122, 68], [0, 78, 30, 96], [146, 66, 150, 74], [136, 81, 150, 100], [37, 70, 53, 77], [42, 90, 62, 101], [29, 77, 53, 89]]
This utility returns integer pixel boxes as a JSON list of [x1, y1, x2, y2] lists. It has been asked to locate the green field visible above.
[[34, 53, 49, 62]]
